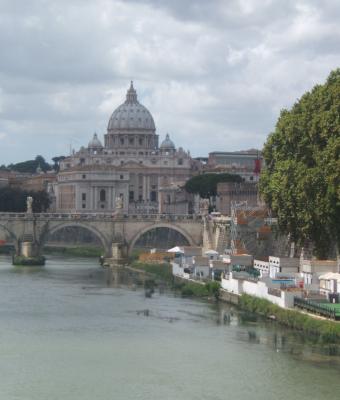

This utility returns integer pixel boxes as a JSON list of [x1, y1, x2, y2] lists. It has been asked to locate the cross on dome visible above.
[[125, 81, 138, 103]]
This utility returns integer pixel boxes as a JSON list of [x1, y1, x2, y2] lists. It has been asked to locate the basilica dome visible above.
[[107, 82, 156, 133], [88, 132, 103, 148], [160, 133, 175, 149]]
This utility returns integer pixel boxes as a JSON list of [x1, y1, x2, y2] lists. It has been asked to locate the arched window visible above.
[[100, 189, 106, 202]]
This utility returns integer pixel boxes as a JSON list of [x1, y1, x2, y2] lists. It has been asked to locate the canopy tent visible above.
[[167, 246, 184, 254]]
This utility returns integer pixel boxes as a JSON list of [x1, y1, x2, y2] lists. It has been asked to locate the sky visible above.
[[0, 0, 339, 164]]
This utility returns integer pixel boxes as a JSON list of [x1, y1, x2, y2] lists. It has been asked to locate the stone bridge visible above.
[[0, 212, 205, 261]]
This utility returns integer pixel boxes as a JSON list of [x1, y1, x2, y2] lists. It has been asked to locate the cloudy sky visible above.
[[0, 0, 339, 164]]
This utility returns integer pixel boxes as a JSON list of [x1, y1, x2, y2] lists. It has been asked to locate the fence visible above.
[[294, 297, 338, 320]]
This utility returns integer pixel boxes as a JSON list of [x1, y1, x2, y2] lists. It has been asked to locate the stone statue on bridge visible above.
[[199, 198, 209, 216], [115, 196, 123, 209], [26, 196, 33, 214]]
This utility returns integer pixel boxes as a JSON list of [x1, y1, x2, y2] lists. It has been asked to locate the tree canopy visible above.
[[0, 187, 50, 212], [259, 69, 340, 258], [8, 155, 52, 174], [185, 173, 243, 198]]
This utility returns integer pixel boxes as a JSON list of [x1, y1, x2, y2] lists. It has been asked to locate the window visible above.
[[139, 138, 143, 146], [129, 138, 134, 145], [120, 175, 124, 180], [82, 204, 86, 209], [120, 138, 124, 145], [150, 191, 157, 202], [100, 189, 106, 202], [129, 191, 134, 201], [82, 174, 86, 179], [178, 158, 183, 165], [82, 193, 86, 201]]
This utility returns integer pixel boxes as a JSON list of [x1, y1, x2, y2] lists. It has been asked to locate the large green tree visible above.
[[185, 173, 243, 198], [8, 155, 52, 173], [0, 187, 50, 212], [259, 69, 340, 258]]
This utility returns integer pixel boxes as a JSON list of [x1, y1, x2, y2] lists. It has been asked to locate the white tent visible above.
[[204, 250, 219, 255], [167, 246, 184, 254]]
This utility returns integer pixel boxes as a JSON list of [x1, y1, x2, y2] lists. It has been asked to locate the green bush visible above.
[[13, 255, 45, 266], [131, 261, 173, 282], [44, 246, 102, 257]]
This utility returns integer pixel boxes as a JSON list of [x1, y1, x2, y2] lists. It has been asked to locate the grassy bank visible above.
[[130, 261, 220, 299], [174, 280, 220, 299], [44, 245, 103, 257], [12, 255, 45, 266], [239, 294, 340, 344], [130, 261, 173, 282]]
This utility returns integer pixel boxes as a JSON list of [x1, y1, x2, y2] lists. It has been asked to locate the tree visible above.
[[185, 173, 244, 198], [8, 155, 52, 173], [0, 187, 50, 212], [52, 156, 66, 172], [259, 69, 340, 258]]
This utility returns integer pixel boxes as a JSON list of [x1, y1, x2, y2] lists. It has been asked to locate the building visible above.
[[254, 258, 270, 277], [300, 259, 338, 286], [54, 82, 194, 213], [216, 182, 258, 215], [207, 150, 262, 182], [269, 256, 300, 278]]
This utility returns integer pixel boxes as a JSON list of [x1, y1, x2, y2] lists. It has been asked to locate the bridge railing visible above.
[[0, 212, 203, 222]]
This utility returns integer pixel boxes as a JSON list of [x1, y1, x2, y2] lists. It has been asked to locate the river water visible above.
[[0, 255, 340, 400]]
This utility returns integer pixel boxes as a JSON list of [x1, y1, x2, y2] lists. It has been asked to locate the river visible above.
[[0, 254, 340, 400]]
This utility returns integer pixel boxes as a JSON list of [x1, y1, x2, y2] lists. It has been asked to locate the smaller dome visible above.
[[88, 133, 103, 149], [160, 133, 175, 149]]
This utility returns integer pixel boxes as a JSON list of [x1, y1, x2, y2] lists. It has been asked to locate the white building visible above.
[[319, 273, 340, 296], [300, 259, 338, 286], [54, 82, 196, 214], [269, 256, 299, 278], [254, 259, 269, 277]]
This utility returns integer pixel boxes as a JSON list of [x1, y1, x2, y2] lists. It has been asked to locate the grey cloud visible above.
[[0, 0, 339, 164]]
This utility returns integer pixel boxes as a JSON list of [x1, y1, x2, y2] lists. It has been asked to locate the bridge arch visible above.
[[40, 222, 112, 257], [0, 223, 19, 253], [128, 223, 195, 255]]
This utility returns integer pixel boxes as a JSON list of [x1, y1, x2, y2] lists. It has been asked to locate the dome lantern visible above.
[[88, 132, 103, 149], [160, 133, 175, 150]]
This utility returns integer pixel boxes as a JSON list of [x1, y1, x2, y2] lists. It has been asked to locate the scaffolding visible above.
[[230, 201, 277, 257]]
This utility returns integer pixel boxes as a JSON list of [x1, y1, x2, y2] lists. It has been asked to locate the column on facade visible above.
[[142, 176, 147, 201], [94, 187, 98, 211], [146, 175, 150, 201]]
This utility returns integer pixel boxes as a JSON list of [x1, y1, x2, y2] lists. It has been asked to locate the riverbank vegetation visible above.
[[130, 261, 173, 282], [130, 261, 220, 299], [239, 294, 340, 344], [12, 255, 45, 266], [175, 280, 221, 300], [44, 245, 102, 257]]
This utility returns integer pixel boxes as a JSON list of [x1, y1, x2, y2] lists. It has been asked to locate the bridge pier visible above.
[[106, 242, 128, 266], [12, 240, 45, 266]]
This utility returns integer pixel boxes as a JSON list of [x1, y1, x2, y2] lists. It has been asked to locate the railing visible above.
[[294, 297, 338, 320], [0, 212, 203, 222]]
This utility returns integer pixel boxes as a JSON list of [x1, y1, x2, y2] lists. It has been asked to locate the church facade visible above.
[[54, 83, 196, 214]]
